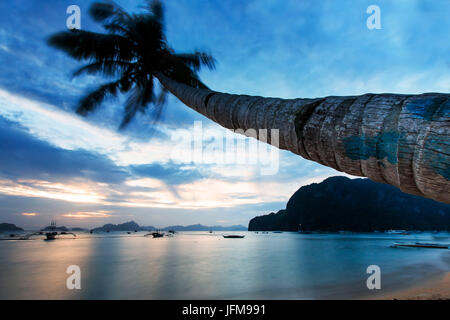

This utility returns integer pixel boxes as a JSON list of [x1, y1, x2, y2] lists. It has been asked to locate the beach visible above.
[[377, 272, 450, 300]]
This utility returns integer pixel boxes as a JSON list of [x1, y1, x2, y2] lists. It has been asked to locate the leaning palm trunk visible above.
[[156, 73, 449, 204]]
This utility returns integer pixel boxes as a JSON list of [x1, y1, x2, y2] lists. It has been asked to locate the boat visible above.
[[223, 235, 245, 239], [150, 232, 164, 238], [45, 232, 58, 240], [40, 221, 77, 240], [209, 230, 213, 233], [272, 231, 283, 234], [385, 229, 406, 234], [390, 242, 449, 249]]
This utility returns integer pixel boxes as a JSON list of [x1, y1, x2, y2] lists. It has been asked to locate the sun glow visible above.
[[21, 212, 38, 216], [0, 179, 104, 204], [62, 211, 112, 218]]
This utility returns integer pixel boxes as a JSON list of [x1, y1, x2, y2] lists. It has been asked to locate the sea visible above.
[[0, 231, 449, 299]]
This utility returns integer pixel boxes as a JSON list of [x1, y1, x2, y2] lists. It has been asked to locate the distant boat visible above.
[[223, 235, 245, 239], [391, 242, 449, 249], [45, 232, 57, 240], [40, 221, 76, 240], [385, 230, 406, 234], [272, 231, 283, 234], [209, 230, 213, 233], [145, 231, 164, 238], [338, 231, 352, 234]]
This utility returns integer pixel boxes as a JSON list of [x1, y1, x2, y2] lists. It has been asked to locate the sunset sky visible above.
[[0, 0, 448, 229]]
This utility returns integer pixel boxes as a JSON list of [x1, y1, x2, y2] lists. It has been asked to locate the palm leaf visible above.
[[47, 30, 133, 62], [72, 60, 135, 78], [77, 80, 122, 115]]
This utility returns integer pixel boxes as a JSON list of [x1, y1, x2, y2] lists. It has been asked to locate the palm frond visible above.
[[89, 1, 130, 22], [148, 0, 164, 24], [77, 80, 122, 115], [120, 79, 155, 129], [173, 52, 216, 71], [47, 30, 133, 62], [163, 60, 210, 89], [72, 60, 135, 78]]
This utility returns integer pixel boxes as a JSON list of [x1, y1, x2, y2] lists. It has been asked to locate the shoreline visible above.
[[374, 272, 450, 300]]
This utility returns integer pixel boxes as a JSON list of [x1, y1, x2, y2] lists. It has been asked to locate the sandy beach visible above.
[[377, 272, 450, 300]]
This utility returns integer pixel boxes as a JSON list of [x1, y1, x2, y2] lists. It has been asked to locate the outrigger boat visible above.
[[20, 221, 77, 241], [145, 231, 164, 238], [391, 242, 449, 249], [223, 235, 245, 239]]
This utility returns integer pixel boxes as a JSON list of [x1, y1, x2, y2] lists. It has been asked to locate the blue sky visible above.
[[0, 0, 448, 229]]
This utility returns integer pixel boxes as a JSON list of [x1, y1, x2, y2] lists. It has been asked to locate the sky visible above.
[[0, 0, 448, 229]]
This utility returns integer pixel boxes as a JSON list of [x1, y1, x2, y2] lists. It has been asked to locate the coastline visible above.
[[375, 272, 450, 300]]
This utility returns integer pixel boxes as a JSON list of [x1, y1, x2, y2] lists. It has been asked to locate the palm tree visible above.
[[48, 1, 449, 204]]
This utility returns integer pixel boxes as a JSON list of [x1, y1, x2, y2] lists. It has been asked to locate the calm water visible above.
[[0, 231, 449, 299]]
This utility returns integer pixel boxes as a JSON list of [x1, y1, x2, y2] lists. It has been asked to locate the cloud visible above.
[[130, 162, 206, 185], [21, 212, 38, 216], [0, 116, 128, 184]]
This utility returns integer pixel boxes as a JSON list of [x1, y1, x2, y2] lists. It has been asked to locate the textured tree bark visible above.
[[156, 73, 450, 204]]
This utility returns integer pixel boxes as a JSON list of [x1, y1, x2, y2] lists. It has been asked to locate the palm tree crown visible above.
[[48, 0, 215, 128]]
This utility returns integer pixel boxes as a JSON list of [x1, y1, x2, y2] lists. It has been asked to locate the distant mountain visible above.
[[70, 227, 87, 232], [0, 223, 23, 232], [91, 221, 247, 232], [91, 221, 153, 232], [249, 176, 450, 232], [162, 224, 247, 231]]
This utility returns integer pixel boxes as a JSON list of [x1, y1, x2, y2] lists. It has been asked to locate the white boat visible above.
[[385, 229, 406, 234]]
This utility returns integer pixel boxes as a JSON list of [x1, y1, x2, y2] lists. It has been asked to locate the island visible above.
[[248, 176, 450, 232], [90, 221, 247, 232], [0, 223, 24, 232]]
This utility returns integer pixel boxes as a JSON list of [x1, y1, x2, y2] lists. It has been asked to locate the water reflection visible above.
[[0, 232, 448, 299]]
